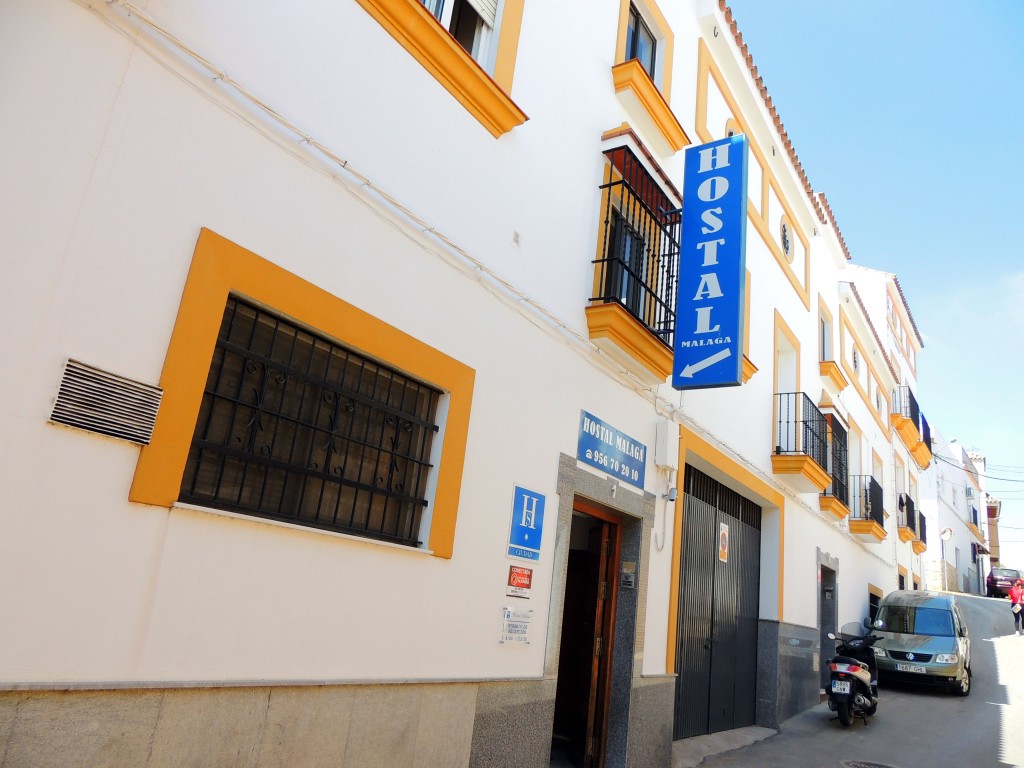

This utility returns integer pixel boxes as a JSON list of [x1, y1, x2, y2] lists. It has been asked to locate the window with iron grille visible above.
[[179, 297, 442, 547], [592, 146, 679, 344]]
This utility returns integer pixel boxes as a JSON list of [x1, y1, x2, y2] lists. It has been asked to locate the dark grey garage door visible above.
[[673, 466, 761, 739]]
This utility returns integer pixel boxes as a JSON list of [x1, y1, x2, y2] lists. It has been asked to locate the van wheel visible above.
[[951, 664, 971, 697], [836, 700, 853, 726]]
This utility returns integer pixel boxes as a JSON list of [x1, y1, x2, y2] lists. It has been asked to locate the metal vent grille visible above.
[[50, 359, 163, 445]]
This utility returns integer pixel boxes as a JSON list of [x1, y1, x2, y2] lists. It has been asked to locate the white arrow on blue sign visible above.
[[673, 134, 749, 390]]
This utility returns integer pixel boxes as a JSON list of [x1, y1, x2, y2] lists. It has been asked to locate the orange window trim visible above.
[[129, 228, 475, 559], [355, 0, 527, 138]]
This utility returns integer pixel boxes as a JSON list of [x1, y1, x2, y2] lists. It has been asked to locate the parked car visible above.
[[872, 590, 971, 696], [986, 567, 1021, 598]]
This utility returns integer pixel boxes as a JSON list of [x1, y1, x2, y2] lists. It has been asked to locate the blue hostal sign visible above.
[[577, 411, 646, 490], [508, 486, 546, 561], [673, 134, 749, 390]]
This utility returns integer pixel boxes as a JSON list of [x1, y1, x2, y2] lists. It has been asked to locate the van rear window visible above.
[[877, 605, 954, 636]]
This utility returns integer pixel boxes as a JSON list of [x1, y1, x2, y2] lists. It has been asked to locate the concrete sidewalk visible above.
[[671, 725, 778, 768]]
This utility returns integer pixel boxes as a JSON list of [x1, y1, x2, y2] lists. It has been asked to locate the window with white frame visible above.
[[422, 0, 497, 66]]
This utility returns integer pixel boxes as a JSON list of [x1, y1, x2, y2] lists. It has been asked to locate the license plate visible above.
[[831, 680, 851, 694], [896, 663, 927, 673]]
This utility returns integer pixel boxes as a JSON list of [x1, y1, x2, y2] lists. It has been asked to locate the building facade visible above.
[[0, 0, 965, 766], [920, 438, 990, 594]]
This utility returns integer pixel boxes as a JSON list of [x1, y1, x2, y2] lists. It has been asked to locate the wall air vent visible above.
[[50, 359, 163, 445]]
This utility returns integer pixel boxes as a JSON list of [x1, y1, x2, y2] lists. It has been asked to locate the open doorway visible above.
[[551, 505, 620, 768]]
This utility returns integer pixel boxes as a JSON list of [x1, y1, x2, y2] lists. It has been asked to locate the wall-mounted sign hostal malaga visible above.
[[673, 135, 748, 390]]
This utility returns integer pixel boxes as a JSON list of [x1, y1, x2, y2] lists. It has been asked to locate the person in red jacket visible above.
[[1011, 579, 1024, 635]]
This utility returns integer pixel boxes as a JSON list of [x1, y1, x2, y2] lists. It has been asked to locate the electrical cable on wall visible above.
[[79, 0, 824, 523]]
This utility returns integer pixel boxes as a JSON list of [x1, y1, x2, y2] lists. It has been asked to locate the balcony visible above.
[[849, 475, 886, 542], [914, 511, 927, 555], [890, 386, 921, 448], [897, 493, 918, 543], [772, 392, 831, 493], [892, 387, 932, 469], [587, 146, 679, 384], [819, 416, 850, 520], [966, 505, 985, 543], [819, 360, 850, 396], [611, 59, 688, 156], [912, 414, 932, 469]]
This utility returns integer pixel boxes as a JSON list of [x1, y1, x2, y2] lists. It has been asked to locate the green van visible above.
[[872, 590, 971, 696]]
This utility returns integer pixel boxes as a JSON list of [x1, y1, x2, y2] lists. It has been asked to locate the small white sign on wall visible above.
[[499, 607, 533, 644]]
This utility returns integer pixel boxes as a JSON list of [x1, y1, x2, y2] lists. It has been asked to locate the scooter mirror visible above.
[[827, 632, 836, 640], [874, 619, 884, 629]]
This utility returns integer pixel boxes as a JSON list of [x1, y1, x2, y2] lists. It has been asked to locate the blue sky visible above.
[[723, 1, 1024, 569]]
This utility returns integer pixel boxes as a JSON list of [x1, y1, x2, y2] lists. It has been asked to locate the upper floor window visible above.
[[356, 0, 527, 138], [180, 297, 443, 548], [422, 0, 496, 64], [626, 4, 657, 79], [819, 312, 833, 361]]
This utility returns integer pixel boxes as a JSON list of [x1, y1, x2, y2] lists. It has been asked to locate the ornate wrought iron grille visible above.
[[180, 297, 441, 547], [592, 146, 679, 345]]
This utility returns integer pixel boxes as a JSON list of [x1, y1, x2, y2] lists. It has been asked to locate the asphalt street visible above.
[[696, 593, 1024, 768]]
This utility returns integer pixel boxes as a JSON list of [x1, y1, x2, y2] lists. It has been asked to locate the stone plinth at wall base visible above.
[[0, 682, 479, 768]]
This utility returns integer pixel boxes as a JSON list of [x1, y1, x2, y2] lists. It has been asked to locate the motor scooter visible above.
[[826, 619, 880, 726]]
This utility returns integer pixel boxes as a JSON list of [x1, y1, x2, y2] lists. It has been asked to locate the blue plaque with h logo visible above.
[[508, 486, 546, 561]]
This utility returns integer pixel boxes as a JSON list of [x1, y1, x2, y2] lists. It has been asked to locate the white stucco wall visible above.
[[0, 0, 934, 691]]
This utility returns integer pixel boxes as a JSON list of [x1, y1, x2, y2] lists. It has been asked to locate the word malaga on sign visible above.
[[673, 134, 748, 390]]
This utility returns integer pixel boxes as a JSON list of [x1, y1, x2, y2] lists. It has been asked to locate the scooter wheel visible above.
[[836, 699, 852, 726]]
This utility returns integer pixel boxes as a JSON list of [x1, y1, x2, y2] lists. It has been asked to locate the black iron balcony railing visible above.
[[592, 146, 680, 345], [918, 511, 927, 544], [823, 418, 849, 506], [891, 386, 921, 427], [849, 475, 885, 527], [774, 392, 829, 473], [971, 506, 979, 527], [897, 492, 918, 536], [920, 413, 931, 449]]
